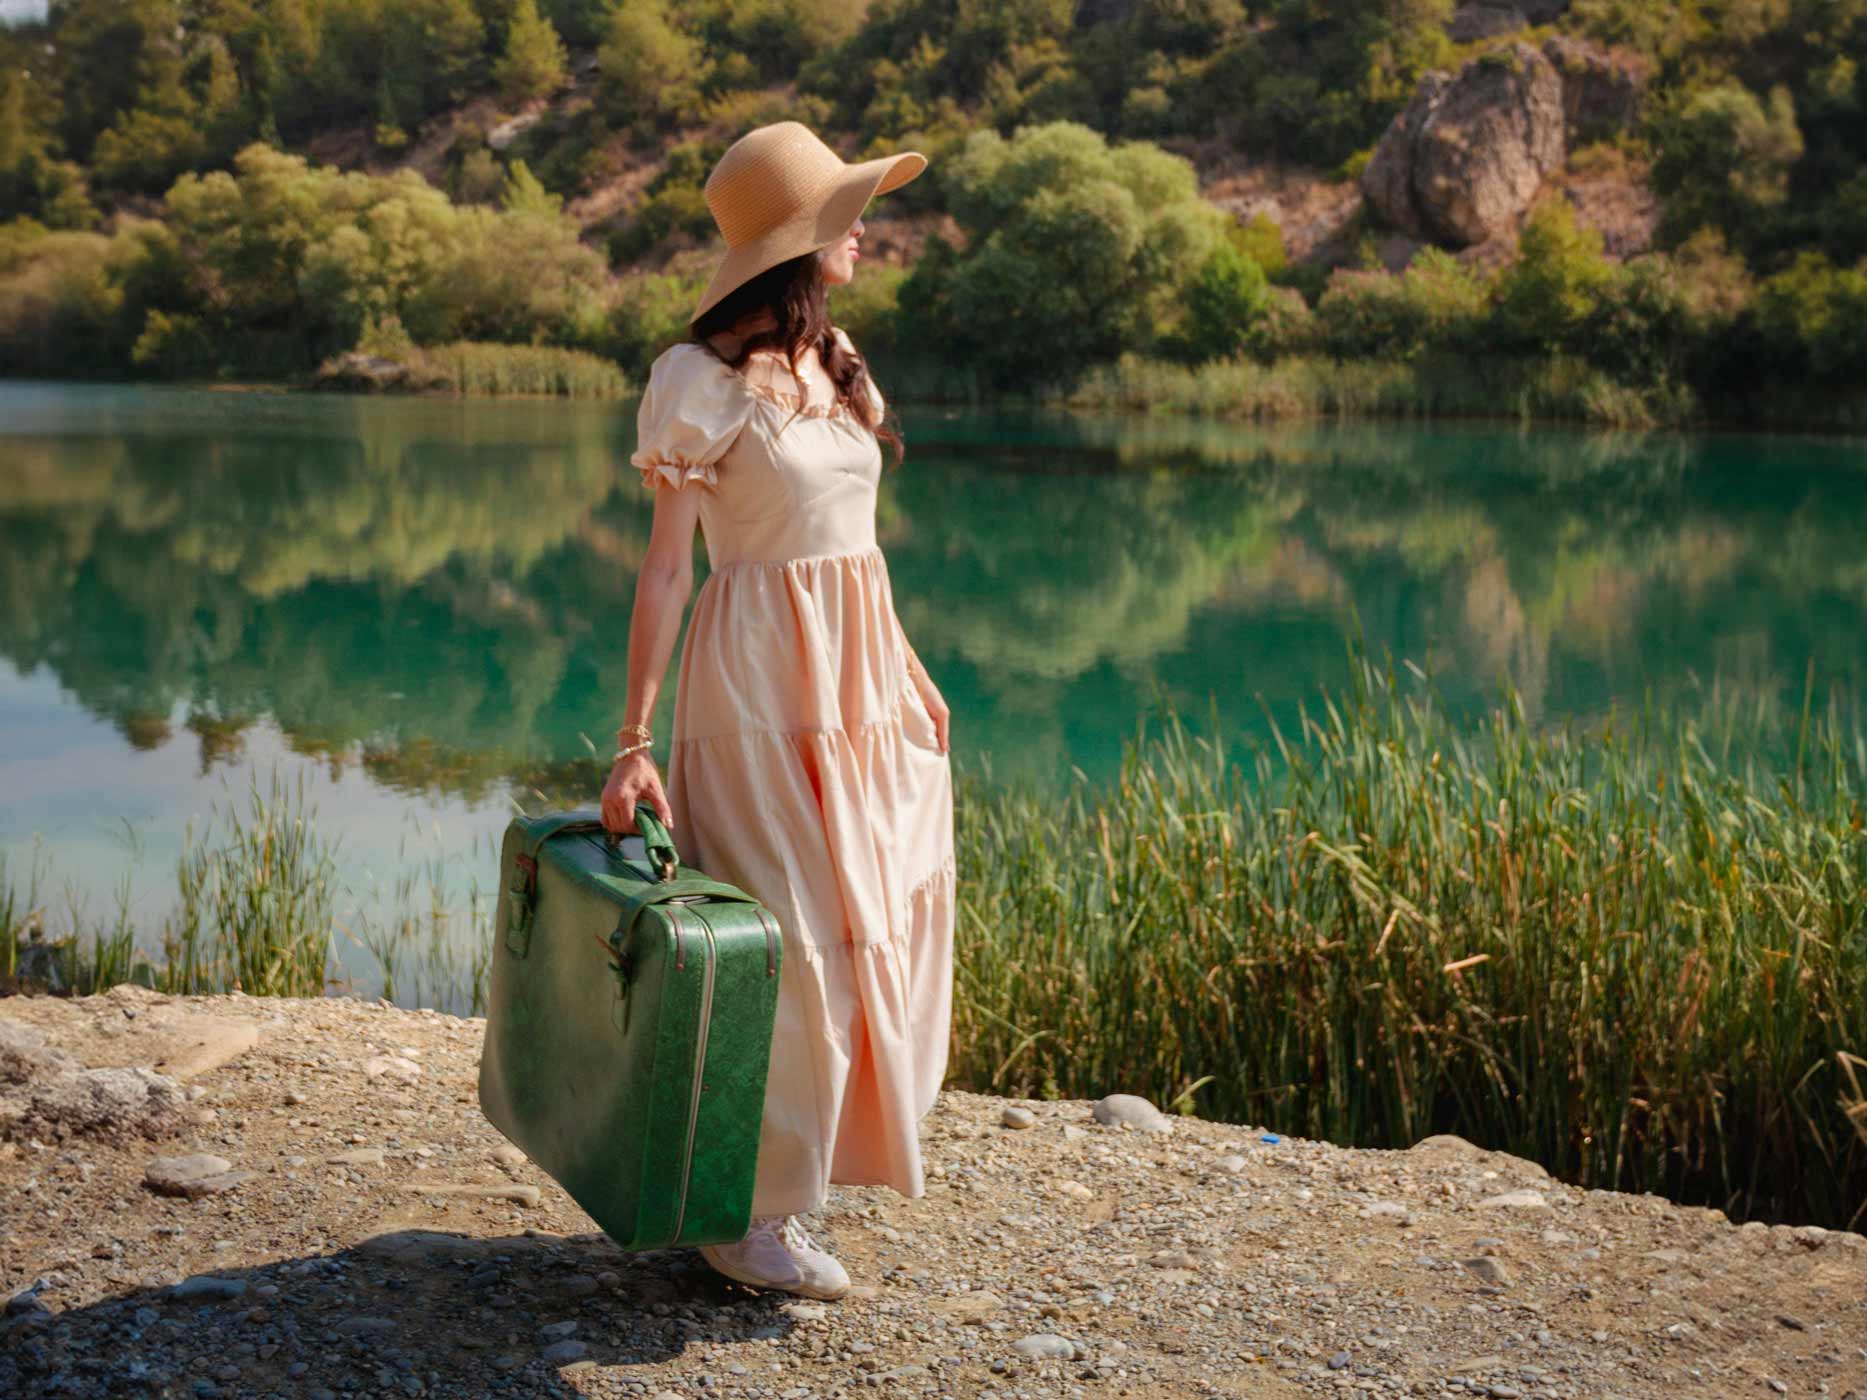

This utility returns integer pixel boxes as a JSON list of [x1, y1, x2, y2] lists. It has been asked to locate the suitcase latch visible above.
[[506, 854, 538, 957]]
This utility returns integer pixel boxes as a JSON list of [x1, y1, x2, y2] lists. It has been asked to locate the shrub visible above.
[[0, 220, 133, 376], [1755, 251, 1867, 381], [1316, 249, 1489, 360], [1489, 200, 1614, 353]]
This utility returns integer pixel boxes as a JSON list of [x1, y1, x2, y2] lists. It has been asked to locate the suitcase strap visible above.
[[596, 880, 774, 1036], [603, 876, 762, 946], [507, 808, 683, 956]]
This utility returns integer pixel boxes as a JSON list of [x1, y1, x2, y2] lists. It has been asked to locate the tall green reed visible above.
[[951, 651, 1867, 1229]]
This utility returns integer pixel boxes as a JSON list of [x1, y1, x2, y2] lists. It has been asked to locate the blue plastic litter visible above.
[[1260, 1133, 1282, 1144]]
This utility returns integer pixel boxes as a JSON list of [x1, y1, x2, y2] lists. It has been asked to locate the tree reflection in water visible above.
[[2, 385, 1866, 807]]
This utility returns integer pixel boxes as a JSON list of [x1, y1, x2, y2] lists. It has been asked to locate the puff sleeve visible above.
[[629, 342, 752, 491]]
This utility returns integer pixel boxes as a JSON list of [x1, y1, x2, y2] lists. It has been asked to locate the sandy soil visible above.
[[3, 988, 1863, 1400]]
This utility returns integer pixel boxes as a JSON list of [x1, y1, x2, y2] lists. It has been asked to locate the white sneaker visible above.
[[699, 1214, 850, 1299]]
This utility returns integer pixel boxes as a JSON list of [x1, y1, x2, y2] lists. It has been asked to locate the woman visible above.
[[599, 122, 955, 1302]]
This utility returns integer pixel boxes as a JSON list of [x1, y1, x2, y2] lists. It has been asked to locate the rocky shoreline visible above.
[[3, 989, 1863, 1399]]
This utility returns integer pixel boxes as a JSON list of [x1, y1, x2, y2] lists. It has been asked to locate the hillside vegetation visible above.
[[2, 0, 1865, 422]]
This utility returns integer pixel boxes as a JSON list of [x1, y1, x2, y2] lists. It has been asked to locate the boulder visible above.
[[1542, 35, 1649, 146], [1362, 42, 1566, 247], [1363, 72, 1450, 241], [312, 351, 417, 393], [3, 1058, 187, 1144]]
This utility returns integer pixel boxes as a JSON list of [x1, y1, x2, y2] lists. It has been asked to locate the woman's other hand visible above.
[[912, 670, 951, 755], [602, 752, 674, 835]]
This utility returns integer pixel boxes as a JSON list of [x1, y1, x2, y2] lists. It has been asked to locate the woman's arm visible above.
[[601, 483, 704, 834]]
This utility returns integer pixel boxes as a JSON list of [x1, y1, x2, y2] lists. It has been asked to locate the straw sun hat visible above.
[[691, 121, 927, 326]]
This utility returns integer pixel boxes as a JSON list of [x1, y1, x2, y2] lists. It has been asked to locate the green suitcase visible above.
[[477, 804, 783, 1249]]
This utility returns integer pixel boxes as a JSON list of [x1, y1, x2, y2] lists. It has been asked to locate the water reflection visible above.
[[2, 384, 1866, 815]]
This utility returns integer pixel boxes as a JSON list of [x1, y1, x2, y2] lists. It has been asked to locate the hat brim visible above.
[[689, 150, 927, 327]]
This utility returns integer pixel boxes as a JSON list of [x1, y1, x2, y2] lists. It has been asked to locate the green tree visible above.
[[493, 0, 570, 105], [898, 122, 1230, 391], [1183, 241, 1269, 361], [598, 0, 703, 131], [1652, 83, 1805, 248], [1491, 200, 1615, 352], [1755, 251, 1867, 380]]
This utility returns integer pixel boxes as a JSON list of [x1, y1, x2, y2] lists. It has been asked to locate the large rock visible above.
[[1363, 42, 1566, 247], [1542, 35, 1649, 146], [1, 1018, 188, 1144]]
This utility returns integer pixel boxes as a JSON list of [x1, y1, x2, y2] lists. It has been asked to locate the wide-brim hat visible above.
[[692, 121, 927, 327]]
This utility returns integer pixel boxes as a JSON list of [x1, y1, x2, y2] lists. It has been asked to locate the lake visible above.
[[4, 380, 1866, 1004]]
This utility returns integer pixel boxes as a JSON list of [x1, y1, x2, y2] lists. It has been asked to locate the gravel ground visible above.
[[2, 987, 1864, 1400]]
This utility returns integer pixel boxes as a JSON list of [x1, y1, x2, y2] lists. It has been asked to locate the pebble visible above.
[[325, 1148, 385, 1167], [1476, 1190, 1548, 1210], [1091, 1093, 1172, 1132], [1011, 1333, 1077, 1360], [541, 1339, 588, 1365], [362, 1055, 421, 1081], [1328, 1351, 1351, 1370], [144, 1154, 253, 1199], [540, 1320, 578, 1339], [1001, 1105, 1036, 1129], [1214, 1154, 1247, 1173], [1460, 1257, 1512, 1287], [492, 1143, 527, 1169]]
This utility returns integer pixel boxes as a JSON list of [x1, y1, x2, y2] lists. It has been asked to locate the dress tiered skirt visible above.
[[666, 545, 955, 1218]]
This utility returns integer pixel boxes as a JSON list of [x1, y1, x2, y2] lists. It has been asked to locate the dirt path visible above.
[[3, 989, 1863, 1399]]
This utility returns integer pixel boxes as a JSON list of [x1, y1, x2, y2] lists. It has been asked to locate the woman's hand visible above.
[[601, 751, 674, 835], [911, 667, 951, 755]]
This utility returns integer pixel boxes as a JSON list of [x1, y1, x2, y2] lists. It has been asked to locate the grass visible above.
[[949, 651, 1867, 1229], [1, 769, 497, 1014]]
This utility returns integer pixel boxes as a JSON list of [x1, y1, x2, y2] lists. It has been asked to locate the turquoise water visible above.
[[4, 381, 1866, 997]]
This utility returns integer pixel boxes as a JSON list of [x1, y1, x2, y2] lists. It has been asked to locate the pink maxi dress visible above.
[[628, 328, 956, 1220]]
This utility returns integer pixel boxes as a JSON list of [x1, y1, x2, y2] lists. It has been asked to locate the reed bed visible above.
[[419, 342, 629, 398], [3, 771, 337, 999], [1, 770, 495, 1014], [1056, 353, 1694, 428], [949, 655, 1867, 1229]]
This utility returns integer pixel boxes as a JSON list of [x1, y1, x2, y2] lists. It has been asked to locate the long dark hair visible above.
[[690, 252, 905, 468]]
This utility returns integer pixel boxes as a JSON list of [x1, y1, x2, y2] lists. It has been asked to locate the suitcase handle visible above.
[[633, 804, 680, 882]]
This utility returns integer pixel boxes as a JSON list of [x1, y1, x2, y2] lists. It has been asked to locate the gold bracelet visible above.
[[616, 722, 653, 744]]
